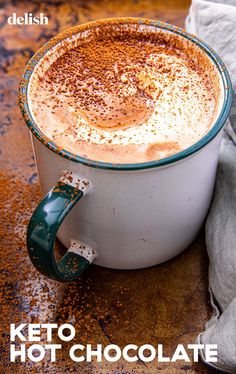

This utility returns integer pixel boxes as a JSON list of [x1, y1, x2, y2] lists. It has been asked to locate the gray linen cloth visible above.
[[186, 1, 236, 372]]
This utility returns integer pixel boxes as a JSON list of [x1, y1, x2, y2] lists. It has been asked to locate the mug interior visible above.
[[19, 17, 232, 170]]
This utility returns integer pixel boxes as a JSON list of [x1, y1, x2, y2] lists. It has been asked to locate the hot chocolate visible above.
[[28, 20, 222, 163]]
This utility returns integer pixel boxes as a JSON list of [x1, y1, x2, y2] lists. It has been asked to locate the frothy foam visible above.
[[28, 21, 222, 163]]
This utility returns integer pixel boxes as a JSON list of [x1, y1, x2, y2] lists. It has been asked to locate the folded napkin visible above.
[[186, 1, 236, 372]]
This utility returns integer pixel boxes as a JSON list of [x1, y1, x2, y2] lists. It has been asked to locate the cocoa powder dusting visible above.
[[29, 21, 220, 164], [40, 30, 181, 129]]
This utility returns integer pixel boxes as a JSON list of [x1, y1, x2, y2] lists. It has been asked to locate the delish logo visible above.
[[8, 13, 48, 25]]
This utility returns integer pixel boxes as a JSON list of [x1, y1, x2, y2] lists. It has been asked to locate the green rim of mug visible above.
[[19, 17, 233, 171]]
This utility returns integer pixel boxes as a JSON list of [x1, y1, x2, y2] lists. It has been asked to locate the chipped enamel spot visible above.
[[68, 240, 96, 263], [59, 171, 91, 194]]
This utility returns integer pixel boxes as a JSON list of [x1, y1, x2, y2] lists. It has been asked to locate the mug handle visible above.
[[27, 171, 96, 282]]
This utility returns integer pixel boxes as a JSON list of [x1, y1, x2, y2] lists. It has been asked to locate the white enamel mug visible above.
[[19, 18, 232, 282]]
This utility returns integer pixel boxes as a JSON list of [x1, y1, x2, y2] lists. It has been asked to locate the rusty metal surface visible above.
[[0, 0, 218, 373]]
